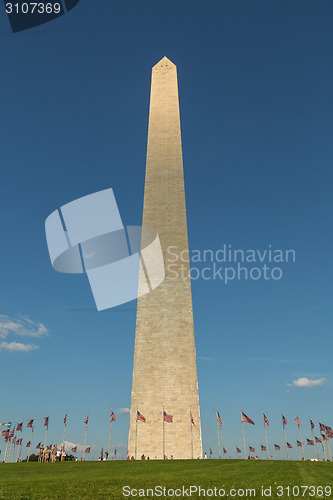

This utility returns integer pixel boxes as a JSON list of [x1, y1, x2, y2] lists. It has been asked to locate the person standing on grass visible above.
[[61, 448, 66, 461], [51, 445, 57, 463]]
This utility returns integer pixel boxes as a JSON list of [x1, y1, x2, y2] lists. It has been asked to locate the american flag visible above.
[[27, 419, 34, 428], [26, 441, 31, 447], [16, 423, 23, 432], [217, 410, 222, 429], [315, 436, 322, 443], [282, 415, 287, 426], [310, 419, 315, 430], [16, 438, 22, 446], [12, 436, 16, 443], [261, 445, 266, 451], [297, 440, 302, 447], [137, 411, 146, 423], [236, 447, 241, 453], [1, 430, 9, 437], [294, 417, 301, 426], [321, 433, 327, 441], [110, 412, 116, 422], [326, 426, 333, 438], [84, 414, 89, 425], [9, 428, 14, 438], [210, 448, 212, 455], [319, 422, 326, 432], [249, 446, 255, 453], [36, 443, 41, 449], [223, 448, 227, 454], [307, 438, 314, 446], [190, 410, 195, 427], [44, 416, 49, 427], [85, 447, 90, 453], [71, 446, 77, 453], [287, 442, 293, 448], [263, 414, 269, 427], [274, 444, 280, 451], [163, 411, 173, 423], [242, 412, 255, 425], [64, 413, 67, 425]]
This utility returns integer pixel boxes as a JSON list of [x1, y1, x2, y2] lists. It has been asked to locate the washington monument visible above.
[[128, 57, 202, 459]]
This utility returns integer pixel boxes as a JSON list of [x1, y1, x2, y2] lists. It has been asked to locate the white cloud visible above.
[[247, 357, 292, 363], [64, 441, 96, 452], [118, 408, 130, 414], [64, 441, 84, 452], [0, 314, 48, 339], [288, 377, 326, 388], [0, 341, 39, 352]]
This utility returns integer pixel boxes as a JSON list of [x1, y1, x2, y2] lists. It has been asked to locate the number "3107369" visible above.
[[6, 3, 61, 14]]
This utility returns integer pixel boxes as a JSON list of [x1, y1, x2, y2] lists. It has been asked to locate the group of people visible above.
[[127, 455, 175, 460], [99, 449, 110, 461], [38, 444, 66, 462]]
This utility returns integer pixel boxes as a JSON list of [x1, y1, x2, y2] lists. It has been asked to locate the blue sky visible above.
[[0, 0, 333, 460]]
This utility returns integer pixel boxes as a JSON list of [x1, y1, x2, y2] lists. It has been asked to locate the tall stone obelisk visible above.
[[128, 57, 202, 460]]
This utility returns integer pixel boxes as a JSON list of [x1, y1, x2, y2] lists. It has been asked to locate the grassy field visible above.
[[0, 460, 332, 499]]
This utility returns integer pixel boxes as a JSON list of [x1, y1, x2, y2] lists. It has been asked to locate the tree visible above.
[[22, 453, 38, 462]]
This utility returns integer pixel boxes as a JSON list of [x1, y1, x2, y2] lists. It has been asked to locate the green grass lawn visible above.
[[0, 460, 332, 499]]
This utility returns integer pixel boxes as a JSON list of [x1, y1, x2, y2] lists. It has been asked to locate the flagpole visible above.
[[318, 419, 327, 460], [7, 428, 14, 462], [108, 407, 113, 460], [296, 414, 305, 460], [319, 433, 327, 460], [281, 411, 289, 460], [16, 436, 20, 463], [4, 433, 9, 463], [308, 417, 318, 461], [216, 407, 221, 459], [10, 440, 16, 463], [262, 409, 269, 460], [325, 430, 332, 461], [306, 440, 310, 460], [318, 419, 329, 461], [323, 434, 331, 461], [83, 408, 89, 461], [7, 436, 11, 463], [240, 408, 246, 459], [43, 414, 49, 461], [135, 406, 138, 460], [28, 417, 35, 462], [9, 441, 13, 463], [324, 426, 332, 461], [296, 439, 300, 461], [190, 406, 193, 459], [11, 432, 17, 462], [321, 437, 327, 461], [17, 418, 24, 462], [62, 411, 68, 453], [163, 405, 165, 459]]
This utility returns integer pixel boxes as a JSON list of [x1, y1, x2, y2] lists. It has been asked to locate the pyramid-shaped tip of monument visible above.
[[153, 56, 176, 69]]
